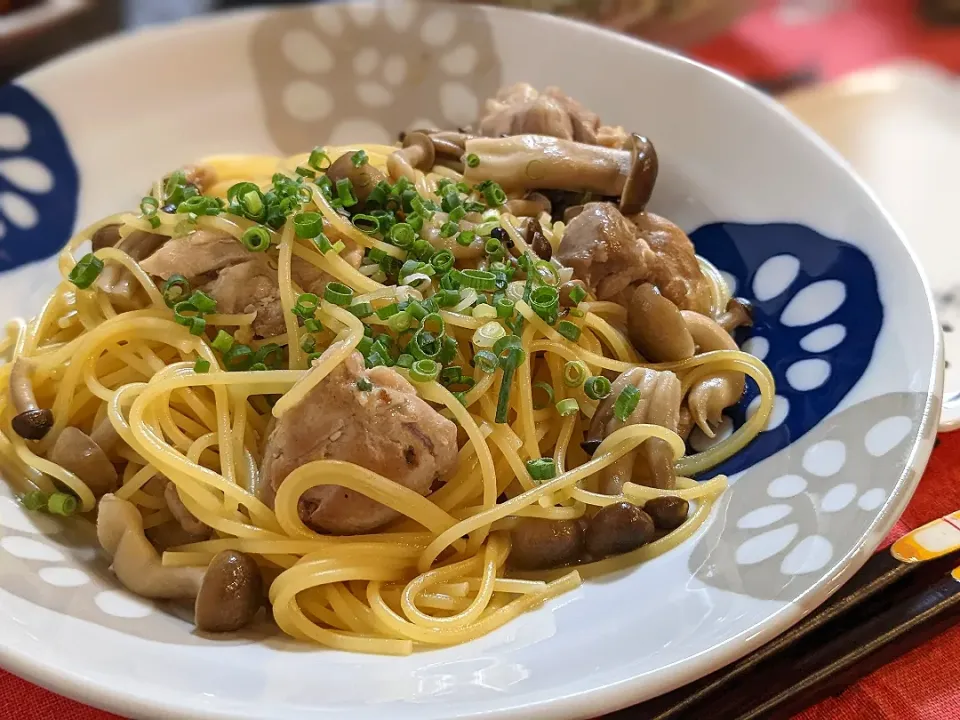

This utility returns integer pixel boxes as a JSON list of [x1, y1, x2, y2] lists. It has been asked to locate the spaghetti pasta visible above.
[[0, 85, 776, 654]]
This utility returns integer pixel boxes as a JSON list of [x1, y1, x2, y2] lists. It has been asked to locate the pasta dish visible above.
[[0, 84, 773, 653]]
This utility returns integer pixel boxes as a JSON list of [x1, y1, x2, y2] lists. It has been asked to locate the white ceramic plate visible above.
[[0, 4, 943, 719], [783, 62, 960, 428]]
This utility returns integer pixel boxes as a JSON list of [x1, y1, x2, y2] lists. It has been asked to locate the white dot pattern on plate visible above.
[[752, 254, 800, 301], [0, 157, 53, 194], [420, 9, 457, 45], [737, 504, 793, 530], [864, 415, 913, 457], [440, 82, 477, 123], [780, 535, 833, 575], [282, 29, 334, 73], [38, 566, 90, 588], [0, 535, 65, 562], [802, 440, 846, 477], [820, 483, 857, 512], [94, 590, 154, 619], [356, 82, 393, 107], [353, 46, 380, 75], [780, 279, 847, 327], [689, 416, 734, 453], [746, 394, 789, 431], [800, 323, 847, 353], [441, 45, 478, 75], [740, 336, 769, 361], [282, 80, 333, 121], [720, 270, 737, 297], [0, 191, 38, 229], [858, 488, 887, 511], [0, 497, 60, 534], [786, 358, 831, 391], [767, 474, 808, 498], [0, 114, 29, 151], [383, 54, 407, 85], [735, 524, 799, 566]]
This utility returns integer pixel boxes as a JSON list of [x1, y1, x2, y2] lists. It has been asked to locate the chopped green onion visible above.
[[472, 321, 506, 348], [563, 360, 588, 387], [376, 303, 400, 320], [307, 352, 324, 365], [352, 214, 380, 235], [614, 385, 641, 422], [534, 259, 561, 287], [241, 225, 271, 252], [387, 310, 413, 333], [440, 221, 459, 238], [584, 375, 612, 401], [356, 376, 373, 391], [466, 153, 480, 168], [336, 178, 358, 207], [406, 299, 428, 321], [140, 195, 159, 220], [249, 362, 268, 372], [456, 229, 476, 247], [557, 320, 582, 341], [68, 253, 104, 290], [293, 292, 320, 319], [474, 350, 499, 374], [457, 269, 497, 291], [441, 191, 462, 213], [435, 289, 460, 308], [448, 206, 466, 224], [389, 222, 415, 249], [556, 398, 580, 416], [473, 303, 497, 320], [308, 146, 330, 170], [347, 301, 374, 318], [495, 345, 525, 423], [295, 165, 316, 179], [211, 330, 234, 353], [526, 457, 556, 483], [485, 237, 501, 256], [438, 335, 458, 364], [482, 181, 507, 207], [253, 343, 285, 369], [410, 358, 440, 383], [324, 282, 354, 306], [530, 285, 560, 322], [351, 149, 368, 167], [300, 334, 316, 353], [440, 365, 462, 384], [187, 290, 217, 314], [304, 318, 322, 333], [532, 381, 554, 410], [431, 249, 455, 273], [409, 328, 441, 361], [475, 221, 499, 237], [421, 312, 445, 336], [396, 353, 415, 369], [293, 211, 323, 238], [568, 283, 588, 305], [21, 491, 47, 512], [194, 359, 211, 373], [161, 274, 190, 308], [47, 492, 77, 516], [495, 296, 515, 319], [223, 343, 254, 371]]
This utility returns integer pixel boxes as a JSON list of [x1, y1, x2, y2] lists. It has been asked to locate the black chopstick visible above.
[[610, 546, 960, 720]]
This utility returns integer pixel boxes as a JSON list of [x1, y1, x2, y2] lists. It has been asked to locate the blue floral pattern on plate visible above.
[[0, 84, 79, 271], [692, 222, 883, 477]]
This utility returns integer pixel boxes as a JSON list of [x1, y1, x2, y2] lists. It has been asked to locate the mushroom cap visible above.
[[47, 426, 118, 497], [585, 502, 655, 558], [525, 218, 552, 261], [508, 518, 583, 570], [402, 131, 436, 170], [429, 135, 466, 159], [719, 297, 754, 332], [12, 408, 53, 440], [325, 151, 386, 205], [195, 550, 263, 633], [619, 134, 659, 216], [91, 224, 121, 252]]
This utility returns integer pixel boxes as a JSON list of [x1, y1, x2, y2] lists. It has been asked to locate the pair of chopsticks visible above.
[[611, 511, 960, 720]]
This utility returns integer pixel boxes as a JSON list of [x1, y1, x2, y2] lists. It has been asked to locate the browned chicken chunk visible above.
[[260, 352, 458, 535]]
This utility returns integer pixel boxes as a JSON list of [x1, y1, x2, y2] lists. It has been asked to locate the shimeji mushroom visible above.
[[582, 367, 682, 492], [9, 357, 53, 441], [461, 133, 659, 215], [97, 494, 263, 632], [46, 418, 121, 498], [96, 230, 168, 309], [387, 131, 435, 183], [717, 297, 754, 333], [682, 310, 747, 436], [626, 283, 696, 363]]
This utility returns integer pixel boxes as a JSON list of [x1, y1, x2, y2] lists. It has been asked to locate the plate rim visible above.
[[0, 3, 945, 719]]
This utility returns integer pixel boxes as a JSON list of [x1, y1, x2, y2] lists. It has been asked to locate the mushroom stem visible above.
[[9, 357, 53, 440], [89, 417, 121, 454], [387, 131, 436, 183], [98, 494, 204, 599], [682, 311, 746, 436], [462, 133, 658, 214], [717, 297, 754, 333], [48, 426, 119, 497]]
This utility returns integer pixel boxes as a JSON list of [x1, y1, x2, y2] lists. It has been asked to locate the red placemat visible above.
[[3, 1, 960, 718]]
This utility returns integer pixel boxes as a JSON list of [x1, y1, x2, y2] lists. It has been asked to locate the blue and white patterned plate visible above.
[[0, 4, 943, 720]]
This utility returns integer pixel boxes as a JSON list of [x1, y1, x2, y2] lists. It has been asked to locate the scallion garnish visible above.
[[241, 225, 271, 252], [557, 320, 582, 342], [356, 376, 373, 391], [584, 375, 612, 401], [68, 254, 104, 290], [308, 146, 330, 170], [347, 301, 374, 319], [323, 282, 354, 306], [526, 457, 557, 483], [563, 360, 588, 387], [351, 149, 368, 167], [47, 491, 77, 516], [410, 358, 440, 383], [194, 359, 211, 373], [532, 382, 554, 410], [466, 153, 480, 168], [223, 343, 254, 371], [293, 211, 323, 239], [456, 269, 497, 291], [474, 350, 498, 374], [495, 345, 525, 423], [556, 398, 580, 416], [614, 385, 641, 422]]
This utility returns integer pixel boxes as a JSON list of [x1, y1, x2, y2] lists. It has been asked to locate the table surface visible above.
[[2, 1, 960, 718]]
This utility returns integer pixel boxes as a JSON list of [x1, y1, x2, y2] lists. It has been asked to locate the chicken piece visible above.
[[556, 202, 652, 301], [139, 229, 251, 281], [629, 212, 712, 315], [260, 352, 458, 534], [478, 84, 628, 148], [204, 257, 286, 338]]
